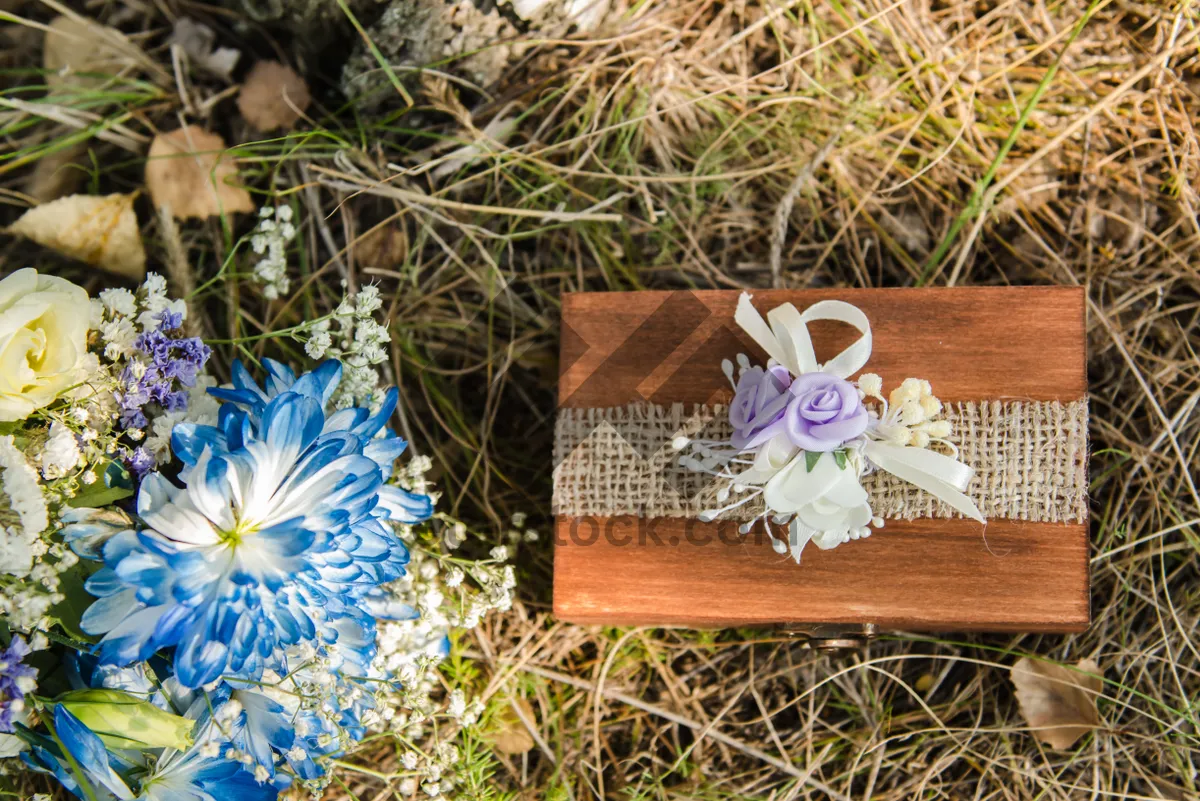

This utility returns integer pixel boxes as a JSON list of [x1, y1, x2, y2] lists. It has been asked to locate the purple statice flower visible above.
[[0, 636, 37, 733], [115, 311, 212, 471], [157, 309, 184, 331], [116, 312, 211, 429], [128, 447, 156, 477]]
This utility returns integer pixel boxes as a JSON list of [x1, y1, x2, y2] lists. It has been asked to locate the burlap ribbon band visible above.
[[553, 400, 1088, 523]]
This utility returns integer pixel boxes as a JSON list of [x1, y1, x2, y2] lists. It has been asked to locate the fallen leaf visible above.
[[354, 222, 407, 269], [24, 142, 88, 202], [1, 24, 40, 88], [488, 697, 535, 755], [168, 17, 240, 82], [7, 193, 146, 280], [43, 15, 144, 92], [1011, 656, 1102, 749], [145, 126, 255, 220], [237, 61, 311, 132]]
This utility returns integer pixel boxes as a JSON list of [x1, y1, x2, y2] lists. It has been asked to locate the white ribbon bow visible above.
[[734, 292, 873, 378], [733, 292, 985, 524]]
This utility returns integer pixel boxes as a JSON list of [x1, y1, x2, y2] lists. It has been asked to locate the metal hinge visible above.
[[778, 623, 879, 653]]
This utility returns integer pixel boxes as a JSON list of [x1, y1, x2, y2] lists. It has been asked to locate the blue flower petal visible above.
[[378, 485, 434, 524], [54, 707, 135, 800]]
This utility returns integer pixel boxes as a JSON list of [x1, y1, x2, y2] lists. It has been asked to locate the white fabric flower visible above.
[[98, 287, 138, 318], [100, 316, 138, 361], [764, 450, 873, 562], [39, 421, 81, 479], [0, 435, 48, 576], [0, 269, 93, 422], [732, 432, 799, 486]]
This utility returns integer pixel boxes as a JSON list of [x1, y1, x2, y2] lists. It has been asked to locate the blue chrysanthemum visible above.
[[80, 360, 434, 689]]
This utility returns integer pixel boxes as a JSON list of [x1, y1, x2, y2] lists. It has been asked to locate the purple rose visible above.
[[729, 365, 793, 449], [783, 373, 868, 452]]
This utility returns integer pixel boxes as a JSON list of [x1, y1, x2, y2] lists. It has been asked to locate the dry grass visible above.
[[3, 0, 1200, 798]]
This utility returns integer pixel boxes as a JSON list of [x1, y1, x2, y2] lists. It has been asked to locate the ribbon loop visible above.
[[862, 440, 985, 523], [800, 300, 872, 378], [767, 303, 817, 375], [733, 293, 872, 378]]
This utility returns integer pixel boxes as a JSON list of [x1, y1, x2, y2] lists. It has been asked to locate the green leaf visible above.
[[833, 450, 847, 470], [804, 451, 821, 472], [66, 485, 133, 508], [66, 460, 134, 508], [103, 459, 134, 490]]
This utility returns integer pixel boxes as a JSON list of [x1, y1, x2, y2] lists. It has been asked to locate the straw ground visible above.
[[2, 0, 1198, 798]]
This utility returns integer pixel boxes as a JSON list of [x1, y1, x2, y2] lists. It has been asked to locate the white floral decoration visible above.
[[39, 421, 81, 479], [301, 282, 393, 408], [250, 205, 297, 300], [677, 293, 984, 564], [0, 435, 49, 576]]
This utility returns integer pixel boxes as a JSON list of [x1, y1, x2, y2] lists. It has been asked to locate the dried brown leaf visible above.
[[354, 223, 408, 269], [145, 127, 255, 220], [7, 192, 146, 279], [237, 61, 311, 132], [43, 15, 144, 91], [1011, 657, 1102, 749], [24, 142, 88, 202], [488, 697, 535, 755], [1, 22, 40, 64]]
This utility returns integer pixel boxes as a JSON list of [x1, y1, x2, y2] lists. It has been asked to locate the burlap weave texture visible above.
[[552, 401, 1088, 523]]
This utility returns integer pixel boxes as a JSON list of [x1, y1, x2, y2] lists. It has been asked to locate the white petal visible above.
[[763, 452, 840, 513]]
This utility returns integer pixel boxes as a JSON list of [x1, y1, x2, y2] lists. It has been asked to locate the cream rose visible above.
[[0, 268, 93, 422]]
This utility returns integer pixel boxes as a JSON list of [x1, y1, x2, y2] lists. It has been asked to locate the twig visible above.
[[0, 97, 146, 152], [314, 171, 623, 223], [156, 204, 198, 336], [769, 129, 842, 288]]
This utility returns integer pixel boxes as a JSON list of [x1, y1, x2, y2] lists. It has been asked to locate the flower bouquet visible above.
[[0, 268, 514, 800]]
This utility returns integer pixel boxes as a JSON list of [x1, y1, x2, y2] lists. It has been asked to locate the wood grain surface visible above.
[[554, 288, 1090, 632]]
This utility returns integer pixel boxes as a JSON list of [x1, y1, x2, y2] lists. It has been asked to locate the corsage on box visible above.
[[553, 289, 1088, 632]]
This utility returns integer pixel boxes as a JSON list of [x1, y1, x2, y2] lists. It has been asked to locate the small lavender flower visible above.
[[0, 636, 37, 733], [115, 312, 212, 467], [128, 447, 155, 477]]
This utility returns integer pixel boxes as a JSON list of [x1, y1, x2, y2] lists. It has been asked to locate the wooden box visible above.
[[553, 288, 1089, 633]]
